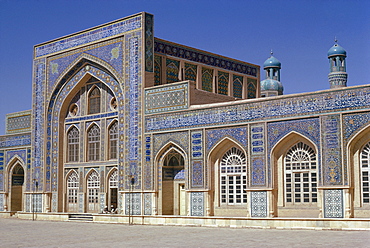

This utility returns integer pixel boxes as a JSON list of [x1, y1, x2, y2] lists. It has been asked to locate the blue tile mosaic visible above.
[[35, 15, 142, 58]]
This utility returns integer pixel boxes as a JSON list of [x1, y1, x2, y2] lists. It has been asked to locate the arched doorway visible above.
[[108, 169, 118, 212], [66, 170, 79, 213], [11, 164, 24, 211], [161, 147, 186, 215], [86, 170, 100, 213]]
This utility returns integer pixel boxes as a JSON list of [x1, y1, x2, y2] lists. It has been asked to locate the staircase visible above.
[[68, 213, 93, 221]]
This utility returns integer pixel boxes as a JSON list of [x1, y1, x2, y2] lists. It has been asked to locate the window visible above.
[[220, 147, 247, 205], [109, 170, 118, 189], [67, 127, 79, 162], [88, 125, 100, 161], [88, 87, 101, 114], [87, 171, 100, 205], [67, 171, 79, 204], [361, 142, 370, 204], [109, 122, 118, 160], [284, 142, 317, 204]]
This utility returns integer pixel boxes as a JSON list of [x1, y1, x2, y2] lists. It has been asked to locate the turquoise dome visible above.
[[263, 56, 281, 68], [260, 79, 283, 92], [328, 44, 346, 57]]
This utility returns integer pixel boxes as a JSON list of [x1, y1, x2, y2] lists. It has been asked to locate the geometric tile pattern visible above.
[[144, 135, 153, 190], [153, 131, 189, 158], [201, 67, 213, 92], [144, 193, 152, 215], [247, 78, 257, 99], [145, 82, 189, 114], [191, 161, 203, 188], [166, 58, 180, 84], [206, 127, 247, 152], [125, 193, 141, 215], [217, 71, 229, 95], [144, 13, 154, 73], [185, 63, 197, 82], [324, 189, 343, 218], [155, 39, 258, 77], [146, 86, 370, 132], [321, 115, 342, 185], [233, 75, 243, 99], [190, 192, 204, 216], [250, 191, 267, 217], [6, 110, 31, 134], [35, 15, 142, 58]]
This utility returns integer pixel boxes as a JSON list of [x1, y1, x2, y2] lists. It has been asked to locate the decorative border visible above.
[[154, 38, 258, 77], [145, 82, 189, 114], [35, 15, 142, 58], [146, 86, 370, 132], [6, 110, 32, 134], [321, 115, 343, 185]]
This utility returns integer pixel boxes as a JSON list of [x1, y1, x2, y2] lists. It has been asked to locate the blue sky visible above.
[[0, 0, 369, 135]]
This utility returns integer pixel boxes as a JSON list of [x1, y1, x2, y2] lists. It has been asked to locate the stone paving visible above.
[[0, 217, 369, 248]]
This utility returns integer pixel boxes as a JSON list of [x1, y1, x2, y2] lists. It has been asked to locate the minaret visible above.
[[328, 39, 347, 89], [260, 51, 283, 97]]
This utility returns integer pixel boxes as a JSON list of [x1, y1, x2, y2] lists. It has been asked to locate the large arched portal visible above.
[[11, 164, 24, 212]]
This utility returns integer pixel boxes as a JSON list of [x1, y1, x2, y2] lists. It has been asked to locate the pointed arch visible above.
[[270, 131, 319, 217], [107, 167, 118, 211], [347, 123, 370, 217], [87, 85, 101, 115], [65, 169, 79, 212], [66, 125, 80, 162], [87, 124, 101, 161], [207, 138, 248, 216], [86, 169, 100, 213], [155, 142, 187, 215], [108, 120, 119, 160]]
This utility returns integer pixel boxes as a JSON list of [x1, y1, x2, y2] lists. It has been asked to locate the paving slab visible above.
[[0, 218, 369, 247]]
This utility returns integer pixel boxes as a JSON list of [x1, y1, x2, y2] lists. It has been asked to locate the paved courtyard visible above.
[[0, 217, 369, 247]]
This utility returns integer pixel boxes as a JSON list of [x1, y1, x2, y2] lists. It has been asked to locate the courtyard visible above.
[[0, 217, 368, 247]]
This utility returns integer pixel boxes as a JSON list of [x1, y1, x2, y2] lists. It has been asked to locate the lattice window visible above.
[[109, 121, 118, 160], [154, 55, 162, 86], [67, 127, 79, 162], [166, 59, 180, 84], [87, 171, 100, 204], [185, 63, 197, 82], [220, 147, 247, 205], [202, 68, 213, 92], [361, 142, 370, 204], [284, 142, 317, 204], [87, 124, 100, 161], [67, 171, 79, 204], [109, 170, 118, 188], [218, 71, 229, 95], [233, 75, 243, 99], [88, 87, 101, 114]]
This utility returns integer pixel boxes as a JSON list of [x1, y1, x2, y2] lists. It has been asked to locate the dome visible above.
[[260, 79, 283, 92], [328, 43, 346, 57], [263, 56, 281, 68]]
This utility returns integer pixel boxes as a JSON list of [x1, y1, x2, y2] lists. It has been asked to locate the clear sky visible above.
[[0, 0, 369, 135]]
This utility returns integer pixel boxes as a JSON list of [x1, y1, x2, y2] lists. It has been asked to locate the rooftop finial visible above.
[[334, 36, 338, 43], [270, 49, 273, 56]]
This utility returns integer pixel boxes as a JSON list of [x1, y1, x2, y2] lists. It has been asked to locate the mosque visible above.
[[1, 12, 369, 226]]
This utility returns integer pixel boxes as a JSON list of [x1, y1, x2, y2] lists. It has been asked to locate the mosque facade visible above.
[[1, 12, 369, 220]]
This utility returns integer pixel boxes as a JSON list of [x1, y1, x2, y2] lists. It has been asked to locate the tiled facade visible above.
[[0, 12, 369, 220]]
